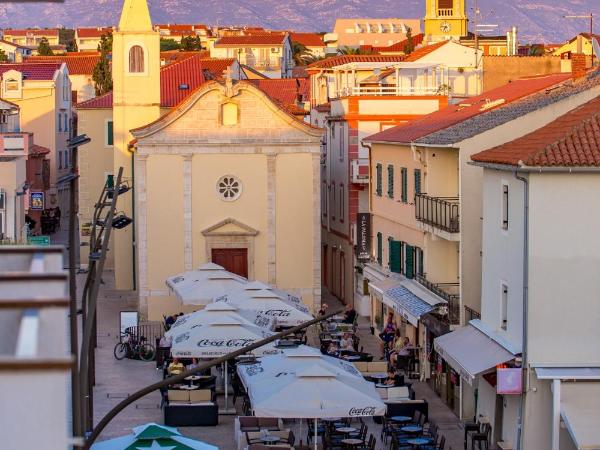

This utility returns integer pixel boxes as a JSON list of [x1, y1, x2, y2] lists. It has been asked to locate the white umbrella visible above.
[[166, 263, 247, 305], [165, 302, 275, 338], [215, 289, 314, 327], [244, 281, 305, 308], [237, 345, 364, 388], [245, 365, 386, 449]]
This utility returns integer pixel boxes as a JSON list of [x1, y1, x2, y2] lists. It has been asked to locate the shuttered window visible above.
[[414, 168, 421, 196], [400, 167, 408, 203], [387, 164, 394, 198], [404, 244, 414, 279], [375, 163, 382, 196], [390, 240, 402, 273], [107, 120, 114, 146], [415, 247, 424, 276], [129, 45, 145, 73], [438, 0, 454, 9], [377, 232, 383, 265]]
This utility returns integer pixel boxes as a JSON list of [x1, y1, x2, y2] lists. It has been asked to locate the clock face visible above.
[[440, 21, 451, 33]]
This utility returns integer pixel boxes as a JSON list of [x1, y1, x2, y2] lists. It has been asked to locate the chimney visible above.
[[571, 53, 587, 79]]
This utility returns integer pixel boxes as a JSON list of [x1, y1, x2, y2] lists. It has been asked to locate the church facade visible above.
[[84, 0, 323, 320]]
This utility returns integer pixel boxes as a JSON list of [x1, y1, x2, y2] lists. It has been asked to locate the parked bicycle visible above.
[[113, 331, 155, 361]]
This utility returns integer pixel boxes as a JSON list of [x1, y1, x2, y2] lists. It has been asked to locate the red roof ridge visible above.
[[403, 40, 449, 61], [75, 91, 113, 109]]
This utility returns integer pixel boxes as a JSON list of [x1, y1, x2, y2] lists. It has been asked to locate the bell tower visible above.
[[424, 0, 468, 42], [112, 0, 160, 291]]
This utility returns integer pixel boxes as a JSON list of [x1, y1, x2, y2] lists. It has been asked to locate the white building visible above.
[[435, 79, 600, 449], [0, 246, 71, 450]]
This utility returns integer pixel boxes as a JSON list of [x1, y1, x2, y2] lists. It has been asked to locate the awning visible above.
[[535, 367, 600, 380], [368, 278, 401, 301], [434, 324, 516, 385], [383, 285, 437, 327], [561, 382, 600, 449]]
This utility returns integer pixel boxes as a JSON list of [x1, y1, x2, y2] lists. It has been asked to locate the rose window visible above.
[[216, 175, 242, 201]]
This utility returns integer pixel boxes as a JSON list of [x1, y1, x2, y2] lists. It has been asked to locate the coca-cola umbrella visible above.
[[165, 302, 275, 339], [166, 262, 247, 305], [244, 365, 386, 449], [237, 345, 364, 388], [215, 289, 314, 327], [243, 281, 306, 309]]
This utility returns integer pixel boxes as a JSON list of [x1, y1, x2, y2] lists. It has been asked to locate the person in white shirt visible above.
[[339, 332, 354, 351]]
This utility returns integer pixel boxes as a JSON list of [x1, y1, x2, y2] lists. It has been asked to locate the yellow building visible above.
[[553, 33, 598, 58], [75, 27, 113, 52], [424, 0, 468, 42], [3, 29, 60, 47]]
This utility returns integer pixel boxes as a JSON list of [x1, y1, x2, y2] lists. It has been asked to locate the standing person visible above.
[[390, 336, 411, 368], [318, 303, 329, 316], [343, 304, 357, 324], [379, 313, 396, 359]]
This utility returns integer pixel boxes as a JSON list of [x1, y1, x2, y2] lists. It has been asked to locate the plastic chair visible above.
[[471, 423, 491, 450]]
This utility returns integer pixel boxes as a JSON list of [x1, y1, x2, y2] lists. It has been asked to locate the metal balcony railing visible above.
[[464, 305, 481, 321], [336, 85, 441, 97], [415, 193, 460, 233], [416, 273, 460, 325]]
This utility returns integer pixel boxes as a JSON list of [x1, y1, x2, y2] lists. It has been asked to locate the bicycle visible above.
[[113, 331, 155, 361]]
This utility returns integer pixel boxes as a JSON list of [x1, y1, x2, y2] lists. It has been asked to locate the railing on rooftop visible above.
[[337, 85, 442, 97], [464, 305, 481, 322], [415, 193, 460, 233], [416, 273, 460, 325], [438, 8, 454, 16]]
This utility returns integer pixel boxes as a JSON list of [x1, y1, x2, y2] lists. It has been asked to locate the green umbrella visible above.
[[92, 423, 218, 450]]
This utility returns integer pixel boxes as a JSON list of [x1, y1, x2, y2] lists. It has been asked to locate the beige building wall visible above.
[[0, 157, 26, 240], [482, 55, 563, 93]]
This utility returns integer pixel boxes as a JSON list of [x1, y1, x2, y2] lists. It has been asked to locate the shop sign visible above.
[[356, 213, 371, 261], [30, 192, 44, 210], [497, 367, 523, 394]]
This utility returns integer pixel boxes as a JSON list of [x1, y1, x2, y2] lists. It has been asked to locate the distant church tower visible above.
[[424, 0, 468, 42], [112, 0, 160, 290]]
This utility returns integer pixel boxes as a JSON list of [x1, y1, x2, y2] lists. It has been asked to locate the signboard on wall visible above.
[[30, 192, 44, 210], [356, 213, 371, 261], [497, 367, 522, 394]]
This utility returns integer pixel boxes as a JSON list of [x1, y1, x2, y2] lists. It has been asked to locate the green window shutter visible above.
[[107, 121, 114, 146], [387, 165, 394, 198], [375, 164, 382, 196], [106, 174, 114, 199], [414, 168, 421, 196], [416, 247, 424, 275], [401, 167, 408, 202], [405, 244, 414, 279], [390, 240, 402, 273], [377, 232, 383, 265]]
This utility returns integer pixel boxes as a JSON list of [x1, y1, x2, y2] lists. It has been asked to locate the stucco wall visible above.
[[482, 56, 563, 93]]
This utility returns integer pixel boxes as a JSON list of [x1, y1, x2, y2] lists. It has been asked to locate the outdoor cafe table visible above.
[[342, 354, 361, 361], [390, 415, 412, 423], [407, 437, 432, 448], [336, 426, 358, 435], [341, 438, 363, 448], [260, 435, 281, 445], [370, 373, 388, 381], [178, 385, 198, 390], [401, 425, 423, 434]]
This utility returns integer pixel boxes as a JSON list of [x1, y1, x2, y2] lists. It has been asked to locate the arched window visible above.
[[128, 45, 145, 73]]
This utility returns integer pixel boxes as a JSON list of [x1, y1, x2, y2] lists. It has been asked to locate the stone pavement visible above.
[[89, 276, 466, 449]]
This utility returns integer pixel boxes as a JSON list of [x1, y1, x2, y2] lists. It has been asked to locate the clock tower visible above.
[[424, 0, 468, 42]]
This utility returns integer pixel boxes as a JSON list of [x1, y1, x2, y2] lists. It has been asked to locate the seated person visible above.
[[187, 358, 199, 370], [343, 304, 357, 324], [383, 369, 404, 387], [327, 342, 340, 357], [167, 357, 185, 376], [339, 332, 354, 351], [318, 303, 329, 316]]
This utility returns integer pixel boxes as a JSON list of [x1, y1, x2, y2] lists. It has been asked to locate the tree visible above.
[[180, 35, 203, 51], [338, 46, 372, 55], [59, 28, 77, 52], [92, 33, 112, 96], [160, 38, 180, 51], [404, 27, 415, 55], [292, 41, 311, 66], [0, 49, 8, 63], [37, 37, 54, 56]]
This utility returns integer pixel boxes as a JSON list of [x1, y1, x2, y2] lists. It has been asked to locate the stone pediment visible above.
[[201, 218, 259, 237]]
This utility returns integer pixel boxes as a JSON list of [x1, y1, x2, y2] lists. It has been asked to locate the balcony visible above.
[[416, 273, 460, 325], [415, 193, 459, 236], [243, 57, 282, 71], [351, 158, 369, 184], [337, 85, 442, 97], [437, 8, 454, 16]]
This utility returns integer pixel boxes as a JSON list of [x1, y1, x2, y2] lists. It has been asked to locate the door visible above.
[[211, 248, 248, 278], [322, 245, 328, 288]]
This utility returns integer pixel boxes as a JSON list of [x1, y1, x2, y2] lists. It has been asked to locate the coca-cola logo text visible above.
[[261, 309, 291, 317], [196, 338, 254, 348], [348, 407, 377, 416]]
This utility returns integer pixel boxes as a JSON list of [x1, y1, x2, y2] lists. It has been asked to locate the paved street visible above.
[[87, 272, 466, 449]]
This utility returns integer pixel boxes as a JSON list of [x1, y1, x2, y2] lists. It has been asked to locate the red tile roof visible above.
[[29, 144, 50, 156], [290, 32, 324, 47], [26, 55, 100, 75], [214, 34, 287, 47], [4, 29, 59, 37], [76, 27, 113, 38], [77, 53, 207, 109], [365, 73, 573, 144], [369, 33, 425, 53], [156, 24, 207, 32], [249, 78, 309, 113], [471, 96, 600, 167], [0, 62, 62, 80], [404, 40, 449, 62], [199, 58, 236, 79], [160, 50, 209, 65], [307, 54, 406, 69]]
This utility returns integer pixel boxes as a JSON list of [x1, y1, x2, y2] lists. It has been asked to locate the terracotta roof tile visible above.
[[160, 50, 209, 65], [370, 34, 425, 53], [76, 91, 113, 109], [199, 58, 236, 79], [403, 40, 449, 62], [249, 78, 309, 113], [471, 96, 600, 167], [76, 27, 113, 38], [4, 29, 59, 37], [26, 55, 99, 75], [290, 32, 324, 47], [215, 34, 287, 47], [365, 73, 573, 144], [307, 54, 406, 69], [29, 144, 50, 156], [0, 62, 62, 80]]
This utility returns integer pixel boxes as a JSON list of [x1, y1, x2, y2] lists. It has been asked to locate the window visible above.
[[438, 0, 454, 9], [414, 168, 422, 196], [216, 175, 243, 202], [375, 163, 382, 196], [400, 167, 408, 202], [389, 239, 402, 273], [502, 184, 509, 230], [58, 113, 62, 132], [415, 247, 424, 276], [5, 79, 19, 91], [376, 232, 383, 265], [331, 182, 336, 220], [222, 102, 238, 126], [128, 45, 145, 73], [322, 181, 327, 218], [330, 123, 335, 139], [339, 183, 344, 222], [339, 123, 344, 161], [404, 244, 414, 278], [387, 164, 394, 198], [106, 120, 114, 146], [58, 150, 62, 169], [501, 283, 508, 330]]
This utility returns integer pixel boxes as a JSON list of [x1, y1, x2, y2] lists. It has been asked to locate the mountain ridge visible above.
[[0, 0, 597, 44]]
